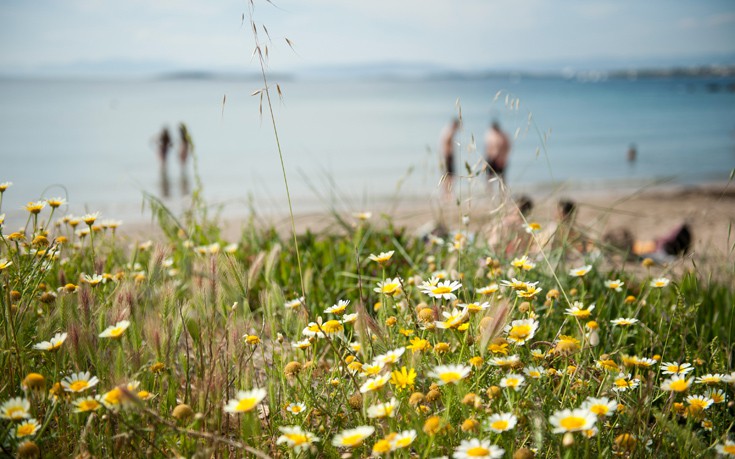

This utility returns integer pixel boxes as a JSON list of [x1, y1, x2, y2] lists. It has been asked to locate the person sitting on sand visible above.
[[487, 195, 534, 255], [440, 118, 460, 197], [484, 121, 511, 183], [604, 223, 692, 264]]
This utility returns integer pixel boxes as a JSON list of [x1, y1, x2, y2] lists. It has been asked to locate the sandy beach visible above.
[[122, 181, 735, 272]]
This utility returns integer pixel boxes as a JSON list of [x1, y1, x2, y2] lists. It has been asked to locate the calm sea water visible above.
[[1, 76, 734, 224]]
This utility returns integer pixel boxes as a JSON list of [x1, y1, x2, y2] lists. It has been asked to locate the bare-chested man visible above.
[[484, 121, 511, 183], [440, 118, 460, 196]]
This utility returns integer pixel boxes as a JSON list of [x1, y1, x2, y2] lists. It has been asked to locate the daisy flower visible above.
[[390, 430, 417, 450], [428, 364, 472, 385], [369, 251, 394, 264], [476, 284, 499, 295], [374, 347, 405, 365], [374, 278, 403, 297], [353, 212, 372, 221], [33, 332, 67, 351], [604, 279, 625, 292], [453, 438, 504, 459], [715, 439, 735, 456], [284, 297, 304, 311], [583, 397, 617, 417], [661, 361, 693, 376], [61, 372, 99, 393], [489, 355, 520, 369], [276, 426, 319, 452], [13, 419, 40, 438], [524, 366, 545, 379], [1, 397, 31, 420], [461, 302, 491, 314], [525, 222, 542, 233], [291, 339, 312, 350], [361, 363, 385, 377], [650, 277, 670, 288], [696, 374, 726, 385], [73, 396, 103, 413], [706, 388, 726, 404], [435, 307, 469, 329], [499, 374, 525, 391], [611, 317, 638, 327], [517, 284, 543, 299], [612, 373, 640, 392], [224, 388, 267, 414], [420, 278, 462, 300], [325, 299, 350, 315], [484, 412, 517, 433], [660, 375, 693, 393], [504, 318, 538, 345], [564, 302, 595, 319], [569, 265, 592, 277], [99, 320, 130, 339], [511, 255, 535, 271], [549, 408, 597, 433], [359, 374, 391, 393], [367, 398, 398, 418], [686, 395, 713, 411], [285, 402, 306, 415], [332, 426, 375, 448], [500, 278, 530, 290]]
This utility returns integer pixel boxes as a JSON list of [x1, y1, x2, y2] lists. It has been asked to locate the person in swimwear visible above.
[[484, 120, 511, 183]]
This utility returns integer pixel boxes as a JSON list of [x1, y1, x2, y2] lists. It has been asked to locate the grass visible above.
[[0, 182, 734, 458]]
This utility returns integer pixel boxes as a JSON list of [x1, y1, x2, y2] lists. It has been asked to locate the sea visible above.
[[1, 75, 734, 225]]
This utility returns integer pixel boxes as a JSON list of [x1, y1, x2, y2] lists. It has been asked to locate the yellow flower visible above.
[[72, 396, 103, 413], [99, 320, 130, 339], [277, 426, 320, 452], [332, 426, 374, 448], [504, 318, 539, 345], [374, 277, 402, 297], [554, 335, 580, 354], [224, 388, 267, 414], [61, 372, 99, 393], [25, 201, 46, 214], [429, 364, 471, 385], [244, 335, 260, 345], [390, 367, 417, 391], [661, 376, 693, 393], [369, 251, 395, 265], [14, 419, 40, 438], [407, 337, 431, 353]]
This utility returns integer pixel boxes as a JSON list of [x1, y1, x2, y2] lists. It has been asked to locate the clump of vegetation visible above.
[[0, 180, 733, 458]]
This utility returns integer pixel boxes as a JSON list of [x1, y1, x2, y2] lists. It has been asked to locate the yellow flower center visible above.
[[509, 324, 531, 340], [285, 433, 308, 445], [235, 397, 258, 412], [590, 405, 608, 415], [16, 424, 35, 437], [108, 327, 125, 338], [669, 379, 689, 392], [559, 416, 586, 430], [504, 378, 519, 387], [322, 320, 343, 334], [724, 445, 735, 454], [572, 310, 591, 318], [6, 407, 25, 418], [340, 434, 364, 447], [491, 420, 509, 431], [69, 380, 89, 391], [432, 286, 452, 294], [395, 437, 412, 447], [439, 372, 461, 383], [614, 378, 629, 388], [383, 283, 400, 294], [78, 400, 100, 411], [104, 388, 122, 405], [689, 400, 707, 410], [466, 446, 490, 457]]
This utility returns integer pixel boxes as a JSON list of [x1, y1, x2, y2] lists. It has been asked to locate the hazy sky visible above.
[[1, 0, 734, 74]]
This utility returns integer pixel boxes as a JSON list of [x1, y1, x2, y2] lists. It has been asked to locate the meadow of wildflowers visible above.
[[0, 179, 733, 458]]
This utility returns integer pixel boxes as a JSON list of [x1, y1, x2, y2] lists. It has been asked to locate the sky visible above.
[[1, 0, 734, 76]]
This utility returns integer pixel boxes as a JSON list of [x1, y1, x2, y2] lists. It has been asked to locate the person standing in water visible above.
[[156, 127, 173, 165], [440, 118, 460, 197], [484, 120, 511, 184], [178, 123, 192, 166]]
